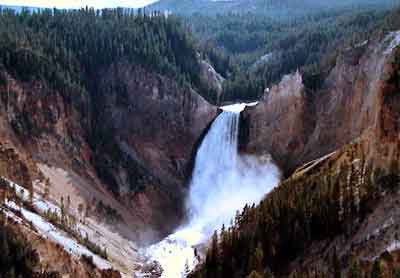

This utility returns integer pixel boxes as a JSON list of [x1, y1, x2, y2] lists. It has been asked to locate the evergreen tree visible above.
[[392, 268, 400, 278], [348, 258, 362, 278], [205, 231, 219, 277], [370, 260, 382, 278]]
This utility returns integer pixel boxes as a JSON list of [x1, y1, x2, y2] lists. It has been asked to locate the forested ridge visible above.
[[1, 4, 398, 104], [1, 2, 400, 277], [0, 7, 201, 97], [191, 7, 400, 278], [190, 5, 400, 102], [148, 0, 396, 17]]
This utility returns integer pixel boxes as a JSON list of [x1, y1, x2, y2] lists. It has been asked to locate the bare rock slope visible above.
[[241, 32, 400, 176], [0, 61, 217, 275]]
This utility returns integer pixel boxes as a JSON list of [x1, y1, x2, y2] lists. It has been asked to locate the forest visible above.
[[0, 7, 202, 100], [1, 4, 398, 104], [188, 6, 400, 277], [191, 141, 400, 277], [1, 2, 400, 277], [147, 0, 396, 17], [189, 5, 400, 102]]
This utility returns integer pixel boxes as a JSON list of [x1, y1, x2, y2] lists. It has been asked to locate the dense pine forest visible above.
[[148, 0, 396, 17], [1, 4, 398, 104], [189, 5, 400, 102], [0, 7, 201, 98]]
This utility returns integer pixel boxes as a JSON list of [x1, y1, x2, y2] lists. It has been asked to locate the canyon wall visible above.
[[0, 62, 217, 243], [241, 32, 400, 176], [193, 31, 400, 278]]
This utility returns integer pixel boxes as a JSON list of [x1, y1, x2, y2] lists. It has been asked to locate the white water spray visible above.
[[146, 103, 280, 278]]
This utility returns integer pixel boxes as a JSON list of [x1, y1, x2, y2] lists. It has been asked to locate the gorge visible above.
[[147, 103, 280, 277], [0, 3, 399, 278]]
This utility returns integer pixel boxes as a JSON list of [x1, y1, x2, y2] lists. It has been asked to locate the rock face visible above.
[[199, 60, 224, 101], [93, 63, 217, 239], [280, 47, 400, 272], [240, 70, 312, 175], [198, 32, 400, 278], [241, 31, 400, 176], [0, 62, 217, 243]]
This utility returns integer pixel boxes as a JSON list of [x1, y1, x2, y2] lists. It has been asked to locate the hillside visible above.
[[146, 0, 396, 16], [188, 5, 400, 103], [1, 2, 400, 278], [192, 14, 400, 278], [0, 8, 218, 276]]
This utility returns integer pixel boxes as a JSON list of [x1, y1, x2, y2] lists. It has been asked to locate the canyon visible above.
[[0, 10, 399, 278]]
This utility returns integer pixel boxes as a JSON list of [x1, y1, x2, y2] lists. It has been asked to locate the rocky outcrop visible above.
[[199, 60, 224, 101], [240, 70, 312, 175], [241, 31, 400, 176], [195, 32, 400, 278]]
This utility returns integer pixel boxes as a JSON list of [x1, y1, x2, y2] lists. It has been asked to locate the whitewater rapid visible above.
[[146, 102, 280, 278]]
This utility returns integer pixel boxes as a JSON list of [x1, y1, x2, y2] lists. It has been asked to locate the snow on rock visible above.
[[1, 177, 112, 270], [3, 177, 60, 214], [384, 31, 400, 55], [2, 176, 143, 277], [5, 200, 111, 269]]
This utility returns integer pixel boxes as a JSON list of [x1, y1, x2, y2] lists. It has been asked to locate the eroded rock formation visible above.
[[241, 32, 400, 177], [0, 62, 217, 243]]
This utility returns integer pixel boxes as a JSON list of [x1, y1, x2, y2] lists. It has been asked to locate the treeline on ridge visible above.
[[190, 5, 400, 102], [0, 7, 201, 100]]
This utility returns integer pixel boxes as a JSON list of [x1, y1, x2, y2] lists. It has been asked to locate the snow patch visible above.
[[5, 200, 111, 269], [384, 31, 400, 55], [1, 177, 112, 270]]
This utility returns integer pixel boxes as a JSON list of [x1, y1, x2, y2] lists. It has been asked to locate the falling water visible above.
[[146, 103, 280, 278]]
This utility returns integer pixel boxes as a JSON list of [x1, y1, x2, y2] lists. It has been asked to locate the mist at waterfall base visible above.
[[146, 103, 280, 278]]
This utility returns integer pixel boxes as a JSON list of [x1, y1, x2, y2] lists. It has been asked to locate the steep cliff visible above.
[[0, 61, 217, 243], [195, 30, 400, 278], [241, 31, 400, 177], [92, 62, 217, 238]]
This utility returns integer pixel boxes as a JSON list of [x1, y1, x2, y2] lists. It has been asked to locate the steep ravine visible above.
[[0, 61, 218, 276], [147, 103, 280, 278], [0, 62, 218, 242], [217, 31, 400, 276]]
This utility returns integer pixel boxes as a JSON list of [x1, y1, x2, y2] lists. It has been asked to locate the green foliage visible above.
[[193, 139, 400, 278], [370, 260, 382, 278], [348, 258, 362, 278], [43, 202, 108, 259], [95, 200, 123, 224], [392, 268, 400, 278], [189, 6, 400, 102], [148, 0, 396, 17], [0, 8, 202, 97], [80, 254, 96, 269]]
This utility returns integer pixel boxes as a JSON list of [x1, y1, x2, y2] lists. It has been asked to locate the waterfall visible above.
[[146, 103, 280, 278]]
